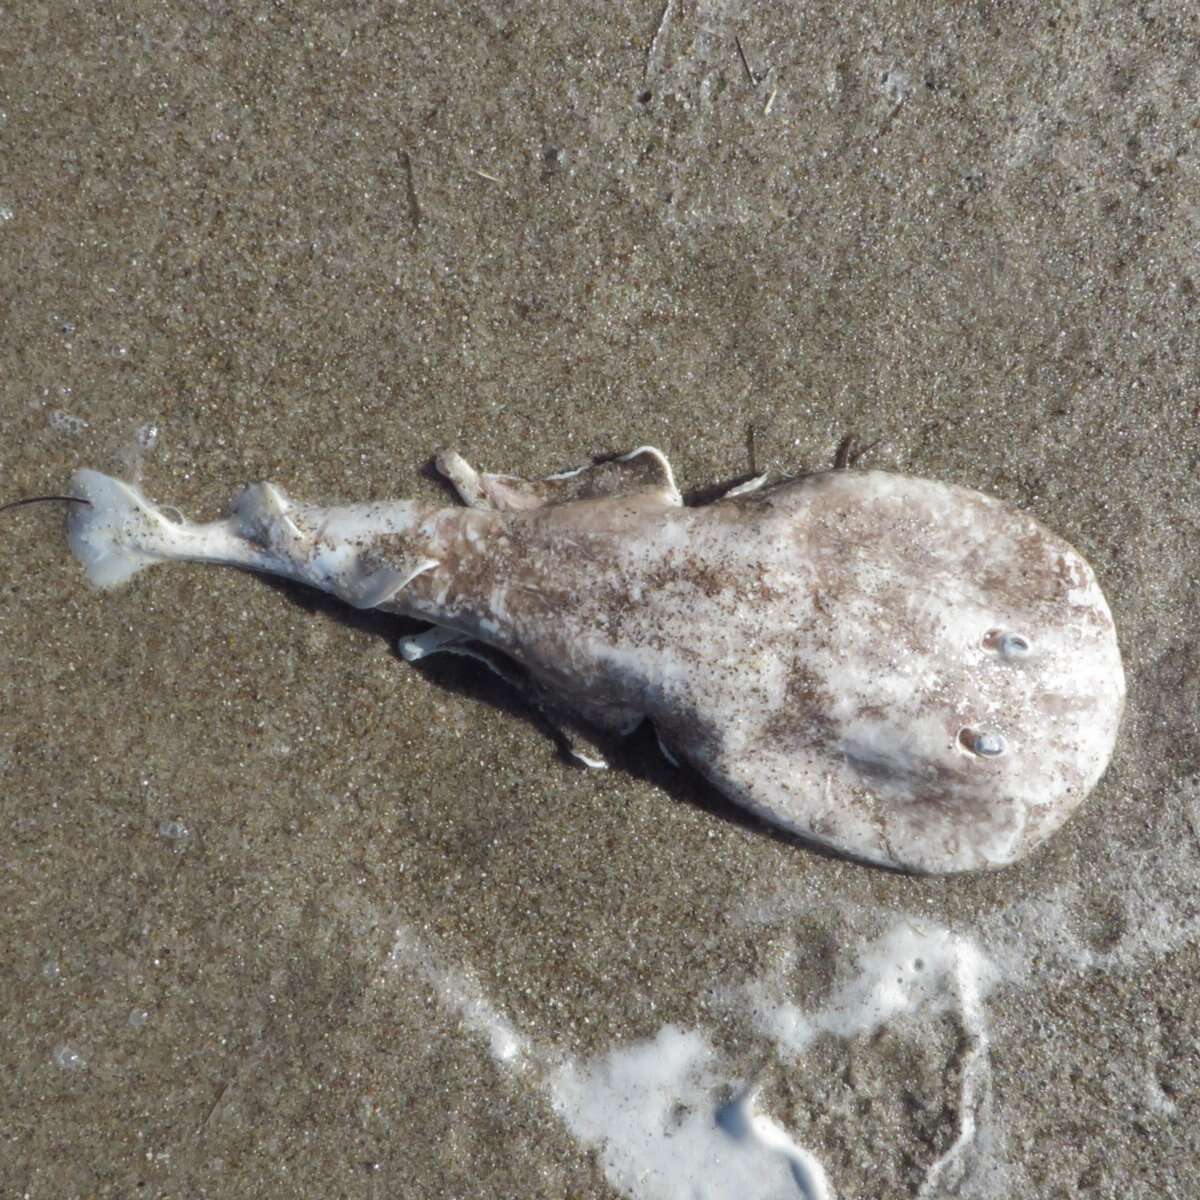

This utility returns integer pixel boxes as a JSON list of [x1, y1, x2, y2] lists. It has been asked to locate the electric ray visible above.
[[63, 446, 1125, 874]]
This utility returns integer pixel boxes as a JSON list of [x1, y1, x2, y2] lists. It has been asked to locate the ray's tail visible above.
[[65, 469, 305, 589], [63, 468, 445, 610], [66, 469, 182, 588]]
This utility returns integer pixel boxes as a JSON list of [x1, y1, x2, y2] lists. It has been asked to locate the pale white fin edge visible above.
[[67, 470, 175, 588]]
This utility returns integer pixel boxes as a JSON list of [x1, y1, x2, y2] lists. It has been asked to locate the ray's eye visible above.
[[983, 629, 1031, 660], [999, 633, 1030, 659], [959, 728, 1006, 757]]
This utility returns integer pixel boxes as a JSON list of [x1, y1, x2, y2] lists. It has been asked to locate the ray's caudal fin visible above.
[[63, 470, 191, 588]]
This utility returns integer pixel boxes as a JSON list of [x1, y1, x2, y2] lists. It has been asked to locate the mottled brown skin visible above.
[[67, 450, 1126, 873], [377, 455, 1125, 873]]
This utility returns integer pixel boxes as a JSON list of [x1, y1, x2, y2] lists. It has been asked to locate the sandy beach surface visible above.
[[2, 3, 1197, 1197]]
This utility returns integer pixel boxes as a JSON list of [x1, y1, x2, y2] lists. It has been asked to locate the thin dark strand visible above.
[[734, 36, 756, 86], [834, 435, 879, 470], [0, 495, 92, 514]]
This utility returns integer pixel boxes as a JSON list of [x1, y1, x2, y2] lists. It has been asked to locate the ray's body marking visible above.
[[64, 447, 1125, 874]]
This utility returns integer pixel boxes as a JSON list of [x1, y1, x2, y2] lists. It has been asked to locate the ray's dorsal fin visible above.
[[436, 446, 682, 511]]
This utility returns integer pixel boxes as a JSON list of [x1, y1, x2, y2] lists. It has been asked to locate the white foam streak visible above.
[[551, 1028, 831, 1200], [387, 927, 833, 1200], [386, 927, 530, 1069], [746, 924, 995, 1057], [917, 939, 991, 1198]]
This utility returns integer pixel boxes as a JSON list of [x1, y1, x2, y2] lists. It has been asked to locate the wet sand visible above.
[[2, 3, 1197, 1197]]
